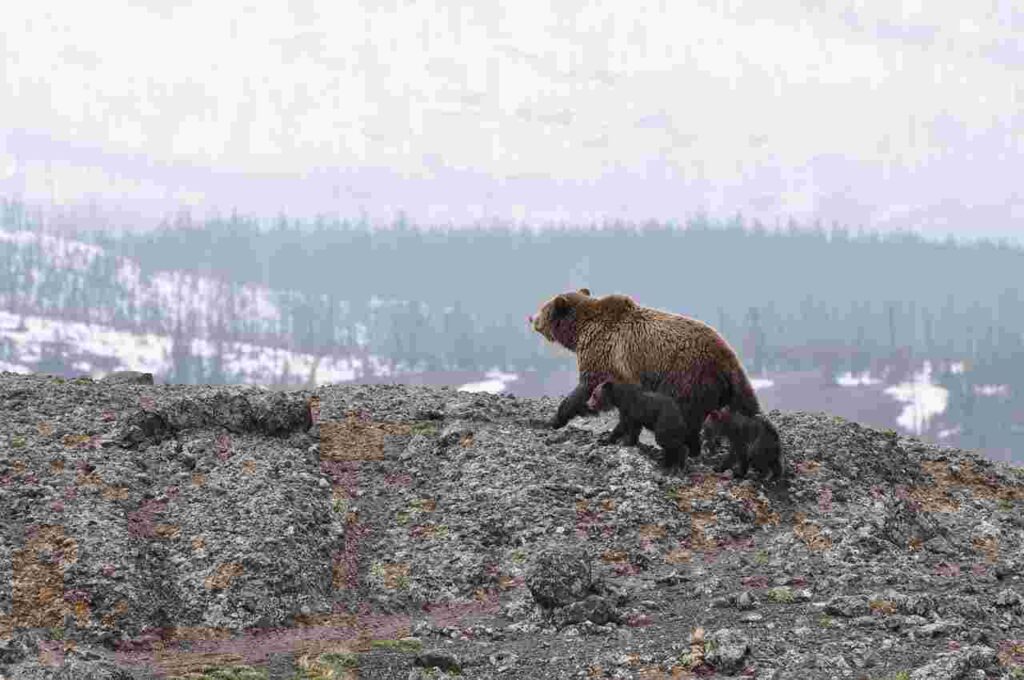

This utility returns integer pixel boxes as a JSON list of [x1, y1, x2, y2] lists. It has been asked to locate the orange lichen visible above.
[[204, 563, 244, 591], [793, 512, 832, 551], [914, 460, 1024, 510], [320, 413, 412, 461], [972, 536, 1000, 563], [730, 485, 780, 526]]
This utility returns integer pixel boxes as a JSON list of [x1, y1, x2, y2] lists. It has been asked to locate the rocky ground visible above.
[[1, 371, 1023, 680]]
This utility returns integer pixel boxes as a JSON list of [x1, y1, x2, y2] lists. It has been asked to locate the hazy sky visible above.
[[2, 1, 1023, 238]]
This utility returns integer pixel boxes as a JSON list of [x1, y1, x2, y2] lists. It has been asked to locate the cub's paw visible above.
[[659, 460, 686, 477]]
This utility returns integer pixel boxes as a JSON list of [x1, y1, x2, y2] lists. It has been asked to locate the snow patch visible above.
[[973, 384, 1010, 397], [0, 361, 32, 374], [835, 371, 882, 387], [0, 229, 105, 272], [883, 361, 949, 436], [459, 370, 519, 394], [0, 309, 364, 385]]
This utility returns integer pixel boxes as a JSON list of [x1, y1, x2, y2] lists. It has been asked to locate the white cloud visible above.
[[22, 160, 168, 204], [0, 152, 16, 180], [2, 0, 1020, 185]]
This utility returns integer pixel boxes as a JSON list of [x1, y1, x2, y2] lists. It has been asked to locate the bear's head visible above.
[[529, 288, 591, 351]]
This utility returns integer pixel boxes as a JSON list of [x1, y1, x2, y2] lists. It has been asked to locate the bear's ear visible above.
[[551, 294, 572, 317], [578, 288, 591, 296]]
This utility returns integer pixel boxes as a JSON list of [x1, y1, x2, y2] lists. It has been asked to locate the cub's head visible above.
[[586, 380, 615, 412], [529, 288, 592, 351], [703, 406, 733, 433]]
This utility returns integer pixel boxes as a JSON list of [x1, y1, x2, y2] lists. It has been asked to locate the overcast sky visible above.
[[2, 0, 1023, 239]]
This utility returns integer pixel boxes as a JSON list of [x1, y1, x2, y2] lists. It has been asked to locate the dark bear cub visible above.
[[703, 406, 784, 481], [587, 381, 688, 472]]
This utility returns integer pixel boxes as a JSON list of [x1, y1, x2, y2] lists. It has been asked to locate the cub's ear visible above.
[[578, 288, 591, 296]]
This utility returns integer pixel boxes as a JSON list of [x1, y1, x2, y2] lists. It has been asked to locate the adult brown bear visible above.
[[530, 288, 761, 462]]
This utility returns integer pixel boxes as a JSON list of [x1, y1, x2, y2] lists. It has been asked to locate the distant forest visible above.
[[1, 199, 1023, 456]]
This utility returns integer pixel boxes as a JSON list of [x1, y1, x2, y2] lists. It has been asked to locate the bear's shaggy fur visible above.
[[530, 288, 761, 460], [587, 381, 689, 472], [703, 406, 784, 481]]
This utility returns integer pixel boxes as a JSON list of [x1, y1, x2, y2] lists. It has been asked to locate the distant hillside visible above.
[[2, 207, 1022, 463]]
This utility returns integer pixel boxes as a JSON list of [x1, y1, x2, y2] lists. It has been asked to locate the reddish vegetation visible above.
[[216, 433, 233, 461], [127, 498, 168, 538], [818, 486, 833, 513]]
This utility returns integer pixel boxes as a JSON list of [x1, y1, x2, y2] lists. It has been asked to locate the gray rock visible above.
[[824, 595, 868, 617], [917, 620, 963, 637], [900, 593, 938, 617], [489, 650, 520, 671], [414, 650, 462, 673], [995, 588, 1023, 607], [42, 658, 142, 679], [908, 645, 996, 680], [438, 419, 476, 448], [527, 546, 594, 608], [558, 594, 619, 626], [901, 615, 929, 627], [706, 628, 750, 673], [266, 652, 297, 680], [711, 595, 732, 608], [100, 370, 154, 385]]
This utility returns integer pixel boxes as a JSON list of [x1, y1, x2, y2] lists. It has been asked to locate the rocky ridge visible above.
[[1, 371, 1023, 679]]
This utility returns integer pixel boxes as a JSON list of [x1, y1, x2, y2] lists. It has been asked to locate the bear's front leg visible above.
[[549, 382, 591, 429]]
